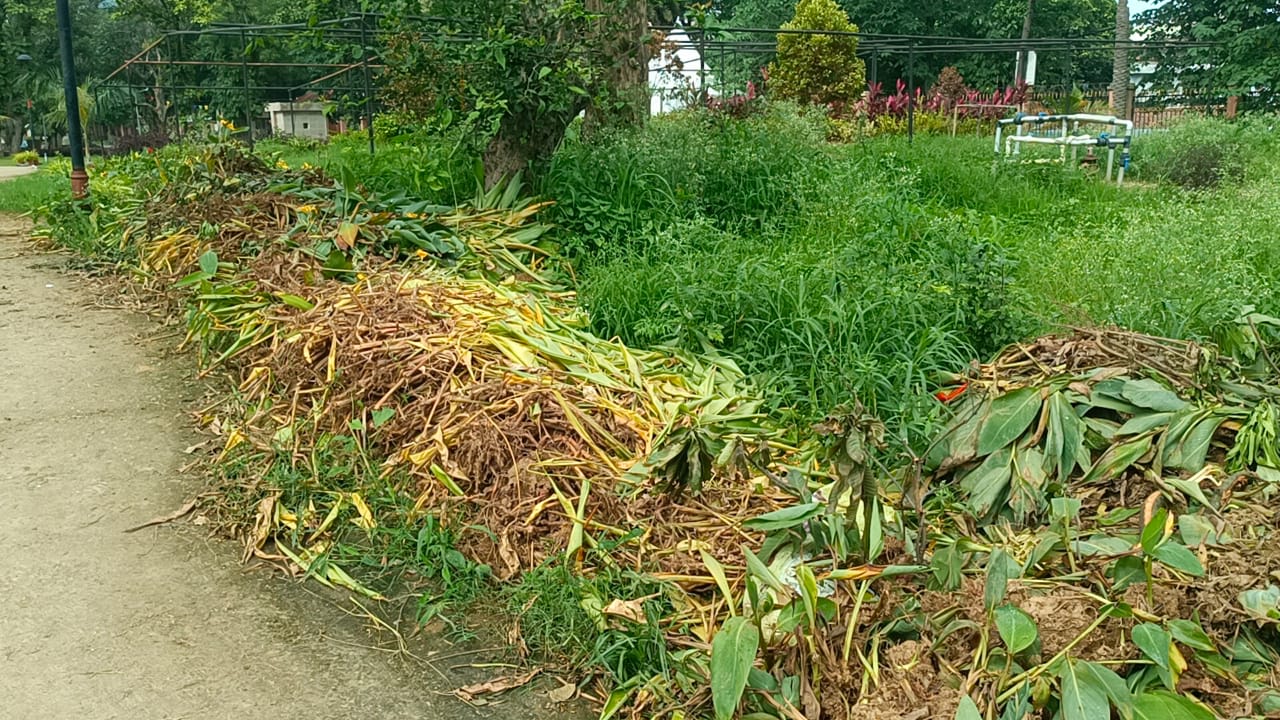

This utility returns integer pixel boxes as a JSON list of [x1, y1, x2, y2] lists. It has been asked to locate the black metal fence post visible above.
[[55, 0, 88, 197], [907, 44, 916, 143], [240, 28, 254, 150], [360, 14, 375, 155]]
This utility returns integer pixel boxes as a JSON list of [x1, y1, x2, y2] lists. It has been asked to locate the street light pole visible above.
[[55, 0, 89, 198]]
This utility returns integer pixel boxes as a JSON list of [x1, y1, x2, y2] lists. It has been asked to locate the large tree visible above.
[[380, 0, 650, 186], [1138, 0, 1280, 104]]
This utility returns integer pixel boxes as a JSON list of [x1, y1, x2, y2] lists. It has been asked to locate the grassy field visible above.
[[543, 108, 1280, 443], [0, 166, 65, 214]]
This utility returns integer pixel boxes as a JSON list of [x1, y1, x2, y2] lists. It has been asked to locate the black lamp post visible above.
[[55, 0, 89, 198]]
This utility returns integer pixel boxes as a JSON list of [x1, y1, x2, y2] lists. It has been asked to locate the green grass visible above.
[[543, 106, 1280, 447], [0, 168, 66, 214], [255, 128, 481, 206]]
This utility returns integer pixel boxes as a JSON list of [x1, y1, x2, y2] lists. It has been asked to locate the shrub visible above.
[[110, 129, 172, 156], [767, 0, 866, 106], [13, 150, 39, 166], [1135, 115, 1277, 189]]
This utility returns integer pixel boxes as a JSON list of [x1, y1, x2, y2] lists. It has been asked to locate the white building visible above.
[[265, 102, 328, 140]]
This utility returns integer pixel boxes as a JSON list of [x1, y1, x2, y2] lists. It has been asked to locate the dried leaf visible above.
[[455, 668, 541, 702]]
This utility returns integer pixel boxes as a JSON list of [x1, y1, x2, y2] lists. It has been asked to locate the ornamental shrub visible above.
[[767, 0, 866, 107]]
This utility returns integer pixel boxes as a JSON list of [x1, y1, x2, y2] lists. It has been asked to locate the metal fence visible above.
[[1026, 85, 1239, 131], [92, 17, 1247, 152]]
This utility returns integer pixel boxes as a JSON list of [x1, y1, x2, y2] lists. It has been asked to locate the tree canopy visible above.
[[1138, 0, 1280, 102]]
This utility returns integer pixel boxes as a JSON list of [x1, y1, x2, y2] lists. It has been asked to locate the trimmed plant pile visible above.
[[32, 139, 1280, 720]]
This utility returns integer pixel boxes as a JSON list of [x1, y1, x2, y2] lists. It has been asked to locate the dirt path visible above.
[[0, 213, 555, 718], [0, 165, 37, 180]]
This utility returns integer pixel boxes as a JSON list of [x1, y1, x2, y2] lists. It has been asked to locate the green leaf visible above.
[[1082, 435, 1153, 484], [743, 502, 822, 532], [1109, 555, 1147, 591], [1076, 660, 1133, 717], [1140, 508, 1169, 554], [1168, 619, 1216, 652], [1151, 542, 1205, 576], [198, 249, 219, 276], [984, 548, 1019, 610], [1121, 379, 1189, 412], [1059, 657, 1111, 720], [1133, 623, 1175, 690], [961, 446, 1013, 518], [1238, 584, 1280, 624], [1050, 497, 1082, 522], [994, 603, 1039, 654], [1177, 514, 1220, 547], [701, 550, 736, 616], [1166, 415, 1224, 472], [370, 407, 395, 428], [1117, 412, 1176, 437], [929, 401, 984, 471], [1009, 447, 1048, 522], [1132, 623, 1172, 671], [977, 387, 1043, 455], [1072, 535, 1133, 556], [930, 543, 965, 592], [955, 694, 982, 720], [1163, 476, 1213, 509], [598, 686, 635, 720], [742, 545, 786, 594], [711, 616, 760, 720], [1089, 379, 1144, 414], [1132, 691, 1214, 720], [175, 270, 210, 288], [275, 292, 315, 310]]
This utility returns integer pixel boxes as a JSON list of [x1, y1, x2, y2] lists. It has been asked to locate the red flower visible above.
[[934, 382, 969, 403]]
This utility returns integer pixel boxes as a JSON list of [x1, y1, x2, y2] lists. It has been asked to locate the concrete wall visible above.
[[265, 102, 329, 140]]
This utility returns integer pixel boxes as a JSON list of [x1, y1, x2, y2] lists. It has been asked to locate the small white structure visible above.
[[995, 113, 1134, 184], [265, 102, 328, 140], [649, 27, 715, 115]]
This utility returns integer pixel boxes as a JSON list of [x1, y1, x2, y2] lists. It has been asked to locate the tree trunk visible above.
[[482, 110, 579, 189], [1111, 0, 1131, 120], [6, 116, 24, 156], [1014, 0, 1036, 85], [584, 0, 650, 132]]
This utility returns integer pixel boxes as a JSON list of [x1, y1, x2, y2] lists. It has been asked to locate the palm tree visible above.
[[1111, 0, 1130, 119]]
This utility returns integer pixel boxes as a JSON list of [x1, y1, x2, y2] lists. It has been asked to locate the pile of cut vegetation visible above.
[[32, 141, 1280, 720]]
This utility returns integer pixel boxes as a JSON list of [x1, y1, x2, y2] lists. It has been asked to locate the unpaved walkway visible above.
[[0, 165, 37, 180], [0, 212, 552, 718]]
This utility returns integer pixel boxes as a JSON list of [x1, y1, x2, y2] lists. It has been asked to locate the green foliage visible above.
[[1138, 0, 1280, 102], [767, 0, 866, 106], [1135, 115, 1278, 189], [544, 102, 829, 249], [0, 166, 63, 214], [380, 0, 648, 182], [710, 616, 759, 720], [505, 562, 672, 683]]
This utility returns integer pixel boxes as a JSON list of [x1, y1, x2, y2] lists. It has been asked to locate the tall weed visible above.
[[543, 102, 830, 254]]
